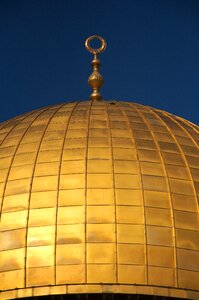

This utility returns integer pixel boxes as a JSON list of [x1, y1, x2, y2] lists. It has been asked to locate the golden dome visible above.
[[0, 100, 199, 300]]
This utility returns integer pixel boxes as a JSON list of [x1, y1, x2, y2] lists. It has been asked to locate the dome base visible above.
[[1, 284, 199, 300]]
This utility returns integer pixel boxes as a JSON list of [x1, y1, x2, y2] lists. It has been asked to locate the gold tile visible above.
[[87, 224, 115, 242], [56, 244, 84, 265], [87, 174, 113, 188], [0, 269, 24, 290], [166, 164, 190, 180], [66, 129, 87, 138], [117, 224, 145, 243], [117, 206, 144, 224], [169, 289, 187, 299], [136, 139, 156, 150], [186, 291, 199, 300], [162, 152, 185, 166], [191, 167, 199, 181], [176, 229, 199, 250], [57, 206, 84, 224], [112, 137, 134, 148], [146, 207, 172, 226], [117, 285, 136, 294], [50, 285, 67, 295], [87, 205, 115, 223], [12, 152, 36, 166], [88, 147, 111, 159], [140, 162, 164, 176], [59, 189, 85, 206], [148, 266, 175, 287], [172, 193, 198, 212], [5, 178, 31, 196], [30, 191, 57, 208], [89, 128, 109, 137], [169, 178, 195, 195], [33, 286, 50, 296], [27, 245, 54, 267], [34, 162, 59, 176], [177, 248, 199, 271], [118, 265, 146, 284], [63, 148, 85, 160], [0, 248, 25, 271], [0, 168, 8, 183], [148, 245, 174, 267], [118, 244, 145, 264], [60, 174, 85, 189], [64, 137, 86, 148], [27, 266, 54, 287], [115, 174, 141, 189], [136, 286, 153, 295], [111, 129, 131, 138], [0, 156, 12, 169], [9, 164, 33, 180], [186, 155, 199, 168], [142, 175, 168, 192], [28, 208, 55, 227], [27, 226, 55, 246], [147, 226, 173, 246], [0, 228, 26, 251], [89, 119, 107, 128], [178, 269, 199, 290], [87, 159, 112, 173], [1, 290, 17, 299], [2, 193, 29, 213], [138, 149, 161, 162], [61, 160, 85, 174], [40, 139, 63, 151], [88, 137, 110, 147], [17, 142, 39, 154], [154, 132, 173, 142], [87, 264, 116, 283], [115, 189, 143, 206], [113, 148, 136, 160], [68, 284, 101, 294], [56, 265, 85, 284], [57, 224, 85, 244], [158, 141, 179, 153], [110, 121, 128, 129], [87, 188, 114, 205], [1, 210, 27, 231], [144, 190, 170, 208], [32, 176, 58, 192], [0, 146, 15, 158], [87, 243, 115, 263], [174, 211, 199, 230], [114, 160, 139, 174]]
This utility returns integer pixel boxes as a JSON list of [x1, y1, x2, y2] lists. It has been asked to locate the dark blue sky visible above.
[[0, 0, 198, 124]]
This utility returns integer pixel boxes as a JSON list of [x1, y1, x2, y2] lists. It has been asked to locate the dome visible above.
[[0, 100, 199, 300]]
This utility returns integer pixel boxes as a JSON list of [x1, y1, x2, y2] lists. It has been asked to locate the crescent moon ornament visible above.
[[85, 35, 107, 55]]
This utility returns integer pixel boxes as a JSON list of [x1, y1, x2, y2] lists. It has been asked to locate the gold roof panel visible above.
[[0, 100, 199, 299]]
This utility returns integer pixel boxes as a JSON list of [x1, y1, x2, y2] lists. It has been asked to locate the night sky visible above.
[[0, 0, 198, 124]]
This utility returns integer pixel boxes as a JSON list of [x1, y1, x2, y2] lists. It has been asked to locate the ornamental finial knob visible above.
[[85, 35, 107, 101]]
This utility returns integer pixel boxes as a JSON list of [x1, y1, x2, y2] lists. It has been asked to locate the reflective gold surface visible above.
[[0, 100, 199, 299]]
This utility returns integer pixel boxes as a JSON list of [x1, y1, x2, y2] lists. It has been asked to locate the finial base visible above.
[[89, 90, 103, 101]]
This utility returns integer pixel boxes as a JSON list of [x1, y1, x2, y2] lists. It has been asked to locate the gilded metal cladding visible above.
[[0, 100, 199, 299]]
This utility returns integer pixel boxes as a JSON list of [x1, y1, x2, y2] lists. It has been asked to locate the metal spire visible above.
[[85, 35, 107, 101]]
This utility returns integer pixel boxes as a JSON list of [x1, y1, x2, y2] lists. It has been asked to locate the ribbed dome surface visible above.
[[0, 100, 199, 299]]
